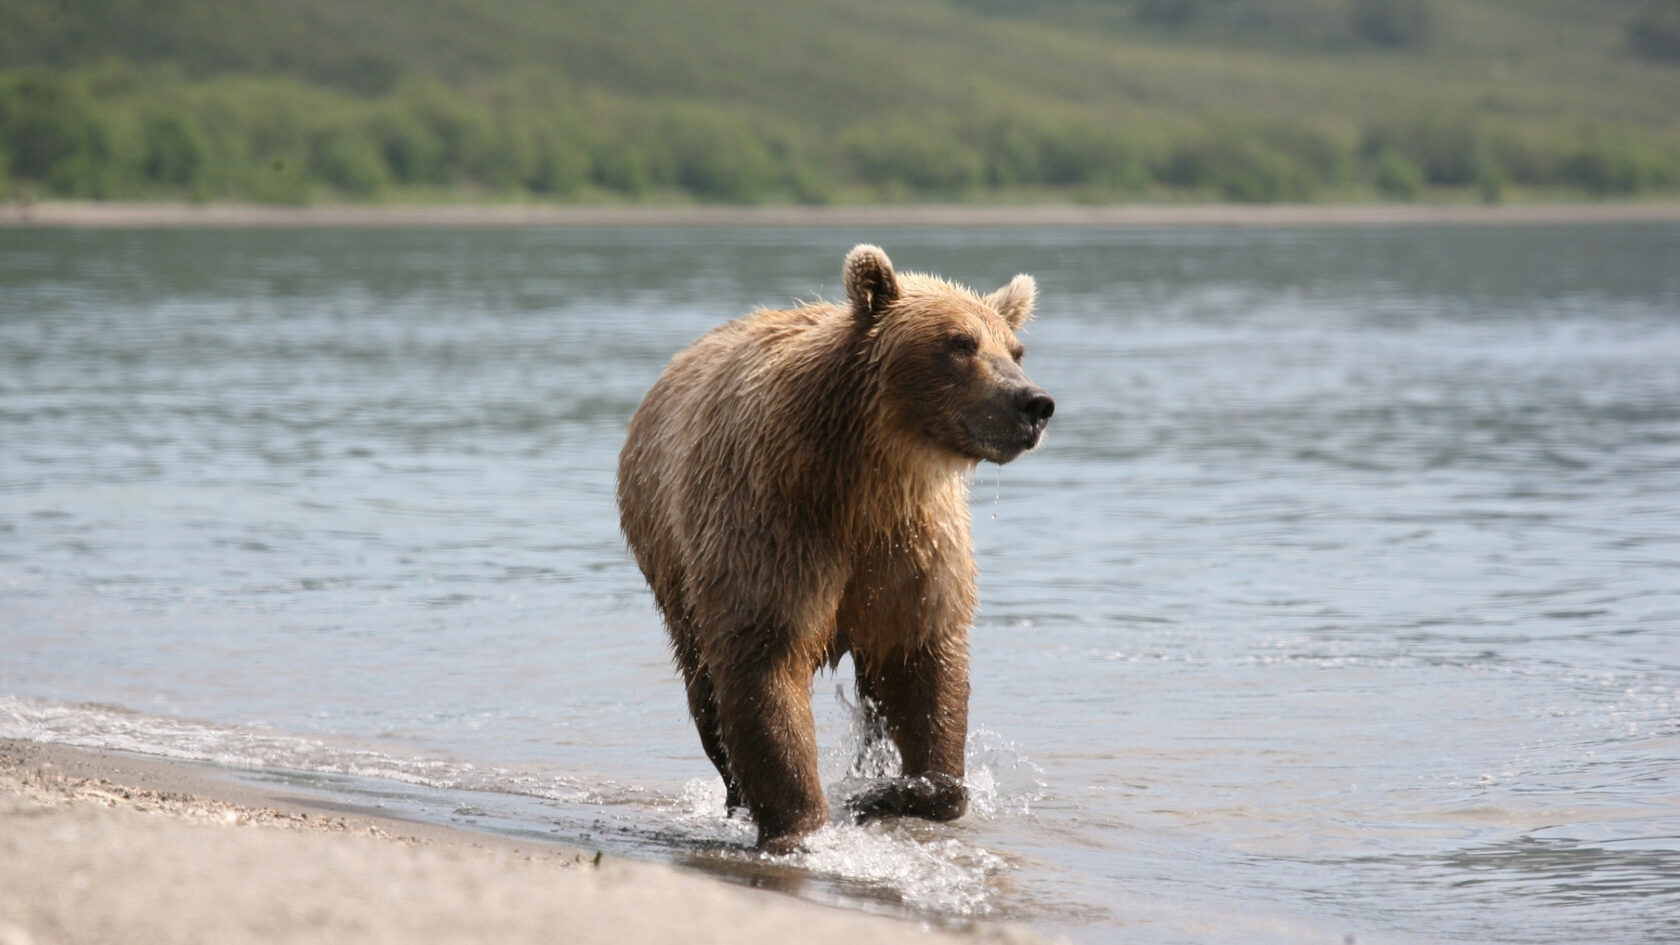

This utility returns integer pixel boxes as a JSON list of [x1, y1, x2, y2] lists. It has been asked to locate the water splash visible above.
[[964, 727, 1048, 819], [791, 823, 1008, 916], [647, 686, 1045, 918]]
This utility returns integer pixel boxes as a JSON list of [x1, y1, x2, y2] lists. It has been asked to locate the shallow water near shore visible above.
[[3, 223, 1678, 943]]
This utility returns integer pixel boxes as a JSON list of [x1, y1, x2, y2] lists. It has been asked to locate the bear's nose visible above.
[[1015, 386, 1055, 426]]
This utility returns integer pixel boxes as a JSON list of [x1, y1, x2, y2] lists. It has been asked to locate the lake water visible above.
[[2, 222, 1677, 944]]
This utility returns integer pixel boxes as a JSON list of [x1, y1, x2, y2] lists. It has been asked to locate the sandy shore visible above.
[[0, 739, 1052, 945], [4, 199, 1680, 228]]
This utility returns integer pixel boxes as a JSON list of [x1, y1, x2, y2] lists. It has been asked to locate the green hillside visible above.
[[2, 0, 1677, 204]]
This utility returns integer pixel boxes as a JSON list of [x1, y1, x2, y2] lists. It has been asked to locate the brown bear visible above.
[[617, 244, 1053, 853]]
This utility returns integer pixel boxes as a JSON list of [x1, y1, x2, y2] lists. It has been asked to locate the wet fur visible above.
[[617, 245, 1049, 851]]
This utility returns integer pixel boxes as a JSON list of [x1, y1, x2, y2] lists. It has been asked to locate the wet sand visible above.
[[0, 739, 1052, 945], [4, 199, 1680, 228]]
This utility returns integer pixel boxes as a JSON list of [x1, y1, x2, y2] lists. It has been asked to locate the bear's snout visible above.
[[964, 380, 1054, 464], [1015, 386, 1055, 428]]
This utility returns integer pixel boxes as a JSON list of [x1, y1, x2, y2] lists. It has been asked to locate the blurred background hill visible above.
[[2, 0, 1677, 204]]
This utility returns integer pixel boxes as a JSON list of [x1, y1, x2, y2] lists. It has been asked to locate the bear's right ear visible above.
[[844, 244, 899, 325]]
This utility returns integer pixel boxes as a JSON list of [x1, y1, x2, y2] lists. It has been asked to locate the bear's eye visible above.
[[946, 334, 979, 358], [1010, 344, 1025, 364]]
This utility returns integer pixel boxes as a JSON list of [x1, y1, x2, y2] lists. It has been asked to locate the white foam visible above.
[[796, 823, 1008, 916], [0, 694, 589, 802]]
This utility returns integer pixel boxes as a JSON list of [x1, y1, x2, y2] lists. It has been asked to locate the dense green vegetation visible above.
[[1629, 0, 1680, 62], [1, 0, 1676, 204]]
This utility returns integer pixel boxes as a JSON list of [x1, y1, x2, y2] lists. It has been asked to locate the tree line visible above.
[[3, 66, 1677, 205]]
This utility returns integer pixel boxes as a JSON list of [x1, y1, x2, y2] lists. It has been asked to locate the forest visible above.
[[2, 0, 1677, 204]]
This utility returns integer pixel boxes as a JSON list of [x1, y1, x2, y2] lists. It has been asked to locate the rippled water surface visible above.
[[3, 223, 1678, 943]]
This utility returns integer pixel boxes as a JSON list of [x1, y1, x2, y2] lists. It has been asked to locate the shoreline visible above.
[[5, 199, 1680, 229], [0, 738, 1049, 945]]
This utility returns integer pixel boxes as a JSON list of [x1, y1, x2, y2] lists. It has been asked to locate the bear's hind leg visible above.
[[672, 632, 743, 812], [684, 663, 743, 814], [846, 640, 971, 823]]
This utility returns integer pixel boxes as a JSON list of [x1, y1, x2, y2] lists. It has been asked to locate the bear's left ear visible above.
[[845, 244, 900, 325], [988, 274, 1037, 329]]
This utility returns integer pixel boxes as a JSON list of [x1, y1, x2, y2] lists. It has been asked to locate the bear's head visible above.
[[846, 244, 1054, 466]]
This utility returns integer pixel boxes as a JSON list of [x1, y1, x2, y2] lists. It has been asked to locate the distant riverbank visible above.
[[7, 199, 1680, 228]]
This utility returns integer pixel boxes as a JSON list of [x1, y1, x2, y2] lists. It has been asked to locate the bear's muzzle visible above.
[[966, 379, 1054, 464]]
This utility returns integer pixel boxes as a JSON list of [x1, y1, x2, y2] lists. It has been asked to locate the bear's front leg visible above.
[[712, 648, 829, 853], [847, 637, 971, 823]]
